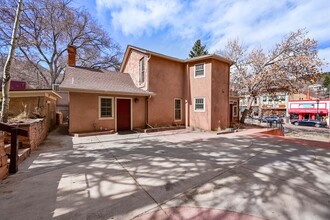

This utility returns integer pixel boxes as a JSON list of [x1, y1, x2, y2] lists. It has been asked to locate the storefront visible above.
[[288, 99, 329, 125]]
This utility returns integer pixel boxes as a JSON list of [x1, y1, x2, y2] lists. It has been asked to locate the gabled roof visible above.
[[184, 54, 234, 64], [120, 45, 234, 72], [60, 66, 153, 96]]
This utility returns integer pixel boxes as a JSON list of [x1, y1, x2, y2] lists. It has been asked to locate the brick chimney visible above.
[[306, 90, 311, 100], [67, 45, 76, 66]]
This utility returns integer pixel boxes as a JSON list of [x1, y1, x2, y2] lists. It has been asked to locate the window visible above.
[[139, 58, 145, 83], [233, 105, 238, 117], [262, 96, 267, 102], [174, 99, 182, 121], [99, 97, 113, 119], [194, 98, 205, 112], [194, 64, 205, 78], [254, 98, 258, 105]]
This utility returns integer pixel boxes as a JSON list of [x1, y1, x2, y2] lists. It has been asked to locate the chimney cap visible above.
[[67, 44, 77, 48]]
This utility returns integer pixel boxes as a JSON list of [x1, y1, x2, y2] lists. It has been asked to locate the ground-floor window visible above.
[[99, 97, 113, 119], [174, 98, 182, 121], [194, 97, 205, 112], [233, 105, 238, 117]]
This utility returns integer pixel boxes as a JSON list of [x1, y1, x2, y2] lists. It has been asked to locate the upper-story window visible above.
[[194, 64, 205, 78], [254, 98, 258, 105], [139, 58, 145, 83]]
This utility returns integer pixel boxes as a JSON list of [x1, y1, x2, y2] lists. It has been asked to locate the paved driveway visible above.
[[1, 127, 330, 220]]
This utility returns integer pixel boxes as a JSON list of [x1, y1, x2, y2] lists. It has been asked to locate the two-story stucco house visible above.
[[60, 45, 233, 134]]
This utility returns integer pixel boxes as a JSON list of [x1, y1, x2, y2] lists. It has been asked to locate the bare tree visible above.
[[218, 29, 326, 123], [0, 0, 122, 88], [1, 0, 23, 123]]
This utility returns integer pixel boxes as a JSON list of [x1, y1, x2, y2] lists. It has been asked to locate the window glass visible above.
[[174, 99, 182, 120], [139, 58, 145, 83], [100, 98, 112, 118], [195, 64, 205, 77], [195, 98, 205, 111]]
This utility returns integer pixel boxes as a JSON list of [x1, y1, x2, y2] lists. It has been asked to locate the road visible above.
[[284, 123, 330, 142], [245, 118, 330, 142]]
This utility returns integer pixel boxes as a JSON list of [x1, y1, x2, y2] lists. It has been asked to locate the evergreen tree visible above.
[[323, 74, 330, 88], [189, 39, 209, 58]]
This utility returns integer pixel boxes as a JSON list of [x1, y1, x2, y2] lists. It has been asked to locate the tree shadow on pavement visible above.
[[0, 130, 330, 220]]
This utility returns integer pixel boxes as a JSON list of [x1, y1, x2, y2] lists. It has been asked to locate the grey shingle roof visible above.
[[60, 66, 153, 96]]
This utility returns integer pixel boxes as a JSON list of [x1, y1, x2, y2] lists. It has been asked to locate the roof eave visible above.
[[59, 87, 154, 97]]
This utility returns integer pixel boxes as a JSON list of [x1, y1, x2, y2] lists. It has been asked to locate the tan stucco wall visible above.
[[69, 92, 146, 133], [211, 60, 230, 130], [188, 60, 212, 130], [147, 56, 185, 127], [121, 50, 149, 90]]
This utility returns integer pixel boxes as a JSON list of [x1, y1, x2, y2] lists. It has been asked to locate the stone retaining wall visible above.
[[17, 119, 48, 151], [0, 133, 8, 181]]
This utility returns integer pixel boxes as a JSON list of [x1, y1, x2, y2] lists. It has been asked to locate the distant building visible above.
[[288, 98, 329, 125]]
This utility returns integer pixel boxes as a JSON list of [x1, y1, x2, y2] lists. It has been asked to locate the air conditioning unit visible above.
[[52, 84, 60, 91]]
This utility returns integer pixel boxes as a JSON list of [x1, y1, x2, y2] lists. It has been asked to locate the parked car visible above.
[[291, 119, 327, 128], [263, 115, 284, 123]]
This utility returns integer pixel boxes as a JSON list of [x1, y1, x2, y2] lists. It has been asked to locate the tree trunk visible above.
[[1, 0, 23, 123], [258, 96, 263, 117], [239, 96, 255, 123]]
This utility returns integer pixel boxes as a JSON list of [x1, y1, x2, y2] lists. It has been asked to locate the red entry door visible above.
[[117, 99, 131, 131]]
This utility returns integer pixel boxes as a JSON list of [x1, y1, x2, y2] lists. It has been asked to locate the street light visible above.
[[316, 98, 320, 121]]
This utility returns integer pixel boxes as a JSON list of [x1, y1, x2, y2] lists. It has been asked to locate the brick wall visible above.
[[0, 132, 8, 181]]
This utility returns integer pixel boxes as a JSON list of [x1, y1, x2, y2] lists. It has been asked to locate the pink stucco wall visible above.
[[211, 60, 230, 130], [188, 61, 212, 130], [69, 92, 146, 133], [122, 50, 149, 91], [148, 56, 185, 127]]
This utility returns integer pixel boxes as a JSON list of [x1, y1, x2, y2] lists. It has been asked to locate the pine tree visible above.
[[323, 74, 330, 88], [189, 39, 209, 58]]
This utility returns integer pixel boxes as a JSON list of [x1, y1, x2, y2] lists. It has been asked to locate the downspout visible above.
[[185, 63, 190, 128], [145, 95, 153, 128], [145, 54, 153, 129]]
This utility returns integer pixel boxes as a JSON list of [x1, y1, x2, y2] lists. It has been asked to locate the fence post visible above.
[[9, 128, 18, 174]]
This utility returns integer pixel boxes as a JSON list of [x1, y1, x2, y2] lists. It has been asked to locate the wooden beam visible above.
[[9, 128, 18, 174], [0, 123, 28, 137]]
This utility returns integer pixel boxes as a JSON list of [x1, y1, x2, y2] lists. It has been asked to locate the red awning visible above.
[[288, 109, 328, 114]]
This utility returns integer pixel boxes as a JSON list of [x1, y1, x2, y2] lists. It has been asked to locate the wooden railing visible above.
[[0, 123, 28, 174]]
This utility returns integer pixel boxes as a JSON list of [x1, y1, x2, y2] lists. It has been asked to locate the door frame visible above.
[[115, 97, 133, 132]]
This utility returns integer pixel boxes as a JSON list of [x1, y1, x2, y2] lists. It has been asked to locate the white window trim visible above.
[[194, 63, 205, 78], [174, 98, 182, 121], [233, 105, 238, 117], [194, 97, 206, 112], [99, 96, 114, 120]]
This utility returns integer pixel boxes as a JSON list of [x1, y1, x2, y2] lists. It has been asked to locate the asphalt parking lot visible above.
[[0, 126, 330, 220]]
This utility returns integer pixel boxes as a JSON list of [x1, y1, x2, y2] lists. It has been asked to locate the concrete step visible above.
[[7, 148, 31, 166], [4, 144, 11, 154]]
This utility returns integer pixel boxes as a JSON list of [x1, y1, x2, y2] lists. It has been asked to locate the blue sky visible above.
[[73, 0, 330, 71]]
